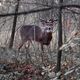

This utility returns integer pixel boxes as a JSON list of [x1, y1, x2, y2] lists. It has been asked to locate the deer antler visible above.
[[40, 18, 47, 23]]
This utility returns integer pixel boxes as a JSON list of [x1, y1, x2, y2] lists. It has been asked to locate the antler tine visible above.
[[40, 18, 47, 23], [48, 19, 58, 24]]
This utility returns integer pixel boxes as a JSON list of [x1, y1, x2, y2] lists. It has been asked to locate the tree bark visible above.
[[9, 0, 20, 48], [56, 0, 63, 79]]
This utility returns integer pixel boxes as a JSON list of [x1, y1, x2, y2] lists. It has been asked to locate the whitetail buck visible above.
[[18, 19, 54, 51]]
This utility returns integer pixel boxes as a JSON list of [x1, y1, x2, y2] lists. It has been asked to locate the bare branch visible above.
[[0, 4, 80, 17], [0, 7, 53, 17]]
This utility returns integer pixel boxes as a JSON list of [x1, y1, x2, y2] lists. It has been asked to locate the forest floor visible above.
[[0, 47, 80, 80]]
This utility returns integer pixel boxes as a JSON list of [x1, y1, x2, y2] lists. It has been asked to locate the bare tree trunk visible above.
[[9, 0, 20, 48], [56, 0, 63, 79]]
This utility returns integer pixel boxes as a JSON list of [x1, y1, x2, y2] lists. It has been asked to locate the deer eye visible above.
[[48, 27, 51, 30]]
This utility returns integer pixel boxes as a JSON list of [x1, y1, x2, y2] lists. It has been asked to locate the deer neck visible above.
[[39, 32, 52, 45]]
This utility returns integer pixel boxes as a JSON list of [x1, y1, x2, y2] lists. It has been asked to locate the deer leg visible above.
[[24, 41, 33, 64], [40, 44, 44, 62], [41, 44, 44, 51], [27, 41, 30, 48], [47, 45, 53, 60], [25, 41, 30, 48], [18, 41, 25, 51]]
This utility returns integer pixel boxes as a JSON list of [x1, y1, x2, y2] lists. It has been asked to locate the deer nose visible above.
[[49, 27, 51, 30]]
